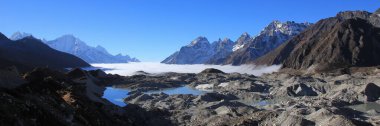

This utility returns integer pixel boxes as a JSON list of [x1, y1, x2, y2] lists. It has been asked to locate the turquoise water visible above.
[[102, 86, 209, 107]]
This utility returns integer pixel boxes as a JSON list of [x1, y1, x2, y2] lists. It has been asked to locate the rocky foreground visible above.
[[120, 68, 380, 126], [0, 67, 167, 126], [2, 67, 380, 126]]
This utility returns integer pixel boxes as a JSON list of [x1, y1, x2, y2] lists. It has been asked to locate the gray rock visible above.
[[287, 83, 318, 96], [361, 83, 380, 102], [193, 93, 238, 102]]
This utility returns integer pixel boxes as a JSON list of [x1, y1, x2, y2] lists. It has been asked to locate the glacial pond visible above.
[[102, 86, 210, 107], [348, 102, 380, 115]]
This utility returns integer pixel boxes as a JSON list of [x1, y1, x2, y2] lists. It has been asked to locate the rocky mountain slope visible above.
[[162, 21, 310, 65], [46, 35, 139, 63], [206, 38, 235, 64], [161, 37, 216, 64], [225, 21, 311, 65], [254, 9, 380, 72], [0, 33, 89, 71]]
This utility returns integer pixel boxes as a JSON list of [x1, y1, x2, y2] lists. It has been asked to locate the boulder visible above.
[[287, 83, 318, 97], [199, 68, 225, 74], [361, 83, 380, 102], [129, 94, 154, 104], [66, 68, 86, 79], [193, 93, 238, 102], [89, 69, 107, 78]]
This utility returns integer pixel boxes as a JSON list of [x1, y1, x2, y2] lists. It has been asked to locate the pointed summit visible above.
[[189, 36, 209, 46], [222, 38, 231, 42], [233, 32, 251, 51], [237, 32, 251, 42]]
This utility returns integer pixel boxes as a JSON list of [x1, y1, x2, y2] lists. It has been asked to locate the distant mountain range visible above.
[[161, 37, 233, 64], [5, 8, 380, 73], [162, 21, 311, 65], [163, 8, 380, 73], [10, 32, 139, 63], [255, 9, 380, 72], [0, 33, 89, 71]]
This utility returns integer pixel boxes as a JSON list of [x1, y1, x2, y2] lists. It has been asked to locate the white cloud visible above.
[[91, 62, 281, 76]]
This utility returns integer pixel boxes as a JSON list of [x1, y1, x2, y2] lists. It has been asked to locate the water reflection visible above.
[[102, 86, 210, 107]]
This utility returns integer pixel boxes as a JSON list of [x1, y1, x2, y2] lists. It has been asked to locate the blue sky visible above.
[[0, 0, 379, 61]]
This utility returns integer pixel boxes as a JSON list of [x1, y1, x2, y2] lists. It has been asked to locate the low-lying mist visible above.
[[92, 62, 281, 76]]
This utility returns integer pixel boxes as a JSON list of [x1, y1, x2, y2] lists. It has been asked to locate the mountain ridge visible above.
[[254, 9, 380, 72], [0, 33, 90, 71], [162, 20, 311, 65], [10, 33, 140, 63]]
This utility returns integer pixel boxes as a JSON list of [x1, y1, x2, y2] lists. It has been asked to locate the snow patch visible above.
[[195, 84, 214, 91], [218, 82, 229, 87], [232, 44, 245, 51]]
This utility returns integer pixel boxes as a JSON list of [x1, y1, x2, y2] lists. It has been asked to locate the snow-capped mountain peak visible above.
[[233, 32, 252, 51], [10, 32, 32, 41], [47, 35, 88, 55], [46, 34, 139, 63], [262, 20, 312, 36]]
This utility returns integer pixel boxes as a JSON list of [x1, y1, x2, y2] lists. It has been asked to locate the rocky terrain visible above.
[[0, 67, 179, 126], [2, 65, 380, 125], [120, 68, 380, 126]]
